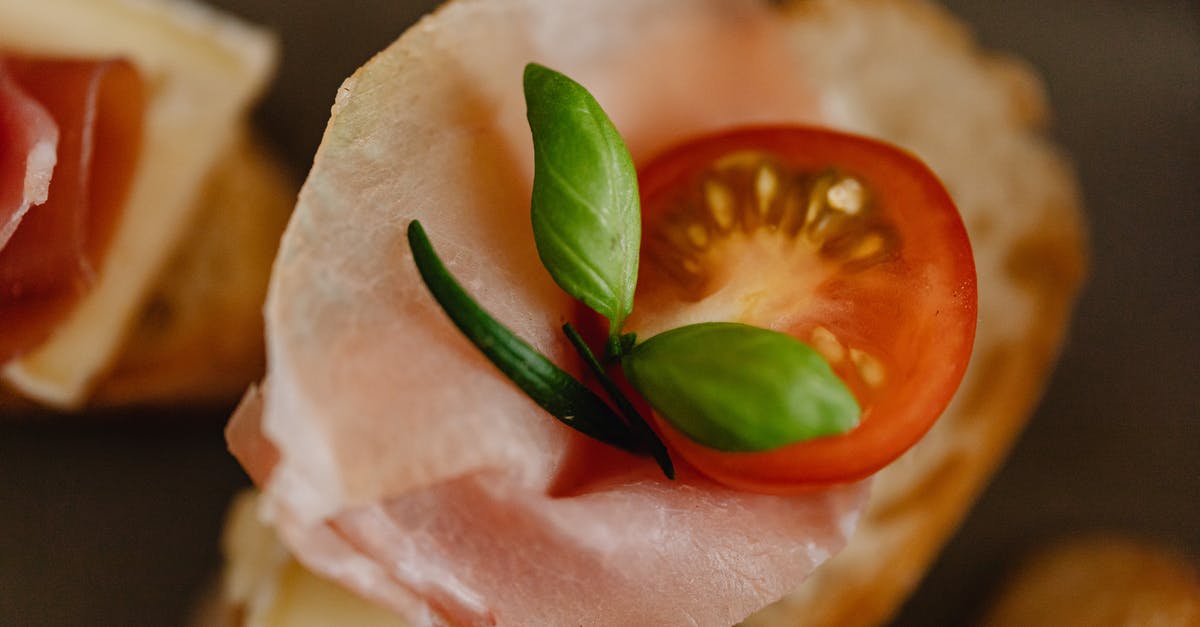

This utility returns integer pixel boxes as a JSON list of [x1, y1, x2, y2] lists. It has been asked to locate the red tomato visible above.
[[626, 126, 976, 492]]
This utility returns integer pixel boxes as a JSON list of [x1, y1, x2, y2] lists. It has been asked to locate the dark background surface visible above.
[[1, 1, 1197, 625]]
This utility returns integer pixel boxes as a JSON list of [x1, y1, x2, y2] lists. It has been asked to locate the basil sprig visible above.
[[405, 64, 864, 481], [525, 63, 640, 337], [623, 323, 861, 452]]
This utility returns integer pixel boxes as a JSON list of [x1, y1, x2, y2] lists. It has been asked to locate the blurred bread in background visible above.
[[0, 0, 291, 411], [982, 535, 1200, 627], [92, 129, 292, 407]]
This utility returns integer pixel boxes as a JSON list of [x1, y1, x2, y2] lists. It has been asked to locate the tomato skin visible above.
[[630, 126, 977, 492]]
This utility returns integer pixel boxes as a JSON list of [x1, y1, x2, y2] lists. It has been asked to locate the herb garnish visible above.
[[525, 63, 640, 338], [622, 323, 860, 452], [562, 322, 672, 476], [407, 64, 861, 478]]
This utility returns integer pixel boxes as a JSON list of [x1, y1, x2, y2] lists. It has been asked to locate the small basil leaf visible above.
[[407, 220, 637, 453], [524, 63, 639, 335], [623, 322, 860, 452]]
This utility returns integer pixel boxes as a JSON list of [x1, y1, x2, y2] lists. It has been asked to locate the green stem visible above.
[[604, 333, 634, 363], [562, 323, 675, 479]]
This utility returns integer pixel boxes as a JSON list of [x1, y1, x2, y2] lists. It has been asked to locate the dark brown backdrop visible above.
[[1, 1, 1196, 625]]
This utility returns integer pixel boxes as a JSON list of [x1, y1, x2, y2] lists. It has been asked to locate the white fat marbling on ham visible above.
[[230, 0, 880, 624], [0, 60, 57, 250]]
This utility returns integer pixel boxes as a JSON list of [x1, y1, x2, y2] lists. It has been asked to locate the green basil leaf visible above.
[[524, 63, 640, 335], [407, 220, 637, 453], [623, 322, 861, 452]]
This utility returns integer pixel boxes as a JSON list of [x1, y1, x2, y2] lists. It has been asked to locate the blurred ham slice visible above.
[[0, 56, 144, 362], [0, 61, 56, 250], [0, 0, 277, 407]]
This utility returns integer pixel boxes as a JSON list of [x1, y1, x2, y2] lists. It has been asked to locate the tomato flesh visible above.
[[627, 126, 976, 492]]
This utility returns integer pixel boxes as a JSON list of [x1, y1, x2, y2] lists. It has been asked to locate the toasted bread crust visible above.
[[745, 2, 1086, 625], [0, 0, 279, 408], [92, 130, 294, 406], [981, 536, 1200, 627]]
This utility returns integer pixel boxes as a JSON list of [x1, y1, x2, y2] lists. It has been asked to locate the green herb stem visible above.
[[603, 332, 637, 363], [407, 220, 638, 453], [562, 323, 674, 479]]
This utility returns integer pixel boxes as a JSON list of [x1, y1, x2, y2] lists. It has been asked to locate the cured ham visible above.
[[229, 389, 865, 626], [0, 62, 56, 250], [0, 55, 144, 362], [0, 0, 278, 408], [220, 0, 1087, 625], [227, 1, 876, 624]]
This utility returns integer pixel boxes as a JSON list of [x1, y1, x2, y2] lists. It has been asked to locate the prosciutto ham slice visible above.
[[219, 0, 1087, 625], [0, 62, 56, 249], [0, 55, 144, 362], [0, 0, 277, 408], [230, 389, 865, 626]]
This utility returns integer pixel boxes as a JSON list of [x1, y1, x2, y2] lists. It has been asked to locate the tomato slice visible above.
[[626, 126, 976, 492]]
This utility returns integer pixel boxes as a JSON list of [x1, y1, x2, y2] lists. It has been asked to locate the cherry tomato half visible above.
[[626, 126, 976, 492]]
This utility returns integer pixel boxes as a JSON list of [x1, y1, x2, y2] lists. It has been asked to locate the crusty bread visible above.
[[0, 129, 294, 411], [194, 492, 409, 627], [742, 1, 1087, 622], [206, 0, 1087, 625], [92, 129, 293, 407], [980, 536, 1200, 626]]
